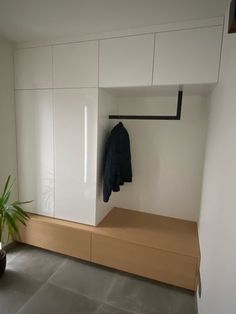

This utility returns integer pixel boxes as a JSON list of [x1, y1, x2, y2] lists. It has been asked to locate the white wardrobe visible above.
[[15, 42, 106, 226], [14, 20, 223, 226], [16, 87, 100, 225]]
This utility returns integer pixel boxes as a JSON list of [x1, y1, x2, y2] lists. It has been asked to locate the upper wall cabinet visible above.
[[99, 34, 154, 87], [14, 47, 52, 89], [53, 41, 98, 88], [153, 26, 223, 85]]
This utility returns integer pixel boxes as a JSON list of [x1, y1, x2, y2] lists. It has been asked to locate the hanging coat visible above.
[[103, 122, 132, 202]]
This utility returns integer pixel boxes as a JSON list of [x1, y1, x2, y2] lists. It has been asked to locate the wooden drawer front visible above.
[[19, 220, 91, 261], [91, 234, 197, 291]]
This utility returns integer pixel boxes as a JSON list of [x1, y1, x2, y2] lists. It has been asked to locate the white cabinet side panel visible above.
[[15, 90, 54, 216], [53, 41, 98, 88], [14, 47, 52, 89], [54, 88, 98, 225], [96, 89, 118, 225]]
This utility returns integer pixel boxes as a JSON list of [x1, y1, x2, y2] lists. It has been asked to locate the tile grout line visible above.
[[103, 274, 119, 301], [45, 255, 69, 283], [5, 244, 26, 265], [8, 247, 194, 314], [15, 281, 46, 314], [48, 278, 104, 305], [48, 280, 104, 309], [94, 303, 104, 314], [46, 260, 118, 306], [15, 256, 68, 314], [47, 278, 140, 314], [47, 264, 144, 314], [102, 274, 142, 314]]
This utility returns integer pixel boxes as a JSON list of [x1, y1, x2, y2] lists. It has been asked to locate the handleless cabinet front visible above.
[[54, 89, 98, 225], [15, 90, 54, 216], [153, 26, 223, 85], [14, 47, 52, 89], [99, 34, 154, 87], [53, 41, 98, 88]]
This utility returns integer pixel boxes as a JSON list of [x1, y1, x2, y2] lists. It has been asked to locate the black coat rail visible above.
[[109, 90, 183, 121]]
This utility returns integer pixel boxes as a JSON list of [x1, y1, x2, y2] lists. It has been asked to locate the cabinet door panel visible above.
[[53, 41, 98, 88], [54, 89, 98, 225], [99, 34, 154, 87], [15, 90, 54, 216], [14, 47, 52, 89], [153, 26, 222, 85]]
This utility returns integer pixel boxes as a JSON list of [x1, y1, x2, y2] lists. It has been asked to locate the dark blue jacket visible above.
[[103, 122, 132, 202]]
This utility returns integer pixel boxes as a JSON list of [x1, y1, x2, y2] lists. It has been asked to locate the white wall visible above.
[[0, 37, 17, 199], [198, 15, 236, 314], [107, 93, 208, 221]]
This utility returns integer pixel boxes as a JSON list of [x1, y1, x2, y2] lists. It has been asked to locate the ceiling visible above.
[[0, 0, 229, 43]]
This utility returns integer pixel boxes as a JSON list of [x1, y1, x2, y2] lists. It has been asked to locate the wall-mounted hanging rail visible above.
[[109, 90, 183, 120]]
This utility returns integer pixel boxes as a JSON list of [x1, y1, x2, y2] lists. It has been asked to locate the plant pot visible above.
[[0, 249, 6, 277]]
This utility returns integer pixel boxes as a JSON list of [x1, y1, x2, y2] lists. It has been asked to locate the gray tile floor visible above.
[[0, 243, 197, 314]]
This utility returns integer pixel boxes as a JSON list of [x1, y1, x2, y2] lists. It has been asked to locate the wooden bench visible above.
[[18, 207, 200, 291]]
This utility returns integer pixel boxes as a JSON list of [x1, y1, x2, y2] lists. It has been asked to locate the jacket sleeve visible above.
[[125, 131, 132, 182], [103, 140, 118, 202]]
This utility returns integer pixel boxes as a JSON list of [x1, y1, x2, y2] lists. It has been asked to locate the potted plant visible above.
[[0, 176, 31, 277]]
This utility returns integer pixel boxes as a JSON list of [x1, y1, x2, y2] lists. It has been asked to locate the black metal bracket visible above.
[[109, 90, 183, 120], [228, 0, 236, 33]]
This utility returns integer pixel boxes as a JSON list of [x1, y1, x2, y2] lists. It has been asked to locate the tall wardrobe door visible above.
[[15, 90, 54, 216], [54, 88, 98, 225]]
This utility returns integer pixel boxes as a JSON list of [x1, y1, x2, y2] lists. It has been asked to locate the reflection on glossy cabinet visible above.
[[99, 34, 154, 87], [153, 26, 223, 85], [53, 41, 98, 88], [15, 90, 54, 216], [14, 47, 52, 89], [54, 88, 98, 225]]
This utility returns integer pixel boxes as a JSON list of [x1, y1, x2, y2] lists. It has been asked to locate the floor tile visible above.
[[0, 269, 42, 314], [97, 304, 136, 314], [1, 244, 197, 314], [106, 274, 172, 314], [49, 258, 116, 302], [171, 287, 196, 314], [7, 245, 66, 282], [18, 283, 100, 314], [5, 242, 27, 264]]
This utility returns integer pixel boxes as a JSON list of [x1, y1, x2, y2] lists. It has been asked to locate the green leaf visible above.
[[14, 200, 33, 205], [2, 190, 11, 206], [4, 211, 18, 233], [12, 211, 27, 226], [0, 176, 31, 241], [12, 204, 30, 219], [2, 175, 11, 197]]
